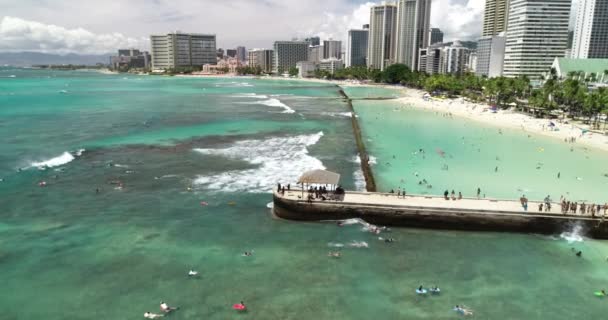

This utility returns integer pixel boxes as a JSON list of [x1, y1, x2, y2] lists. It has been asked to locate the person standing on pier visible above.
[[520, 195, 528, 211], [477, 188, 481, 199], [444, 190, 449, 200]]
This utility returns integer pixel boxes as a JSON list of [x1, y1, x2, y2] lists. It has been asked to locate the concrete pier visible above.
[[273, 189, 608, 239]]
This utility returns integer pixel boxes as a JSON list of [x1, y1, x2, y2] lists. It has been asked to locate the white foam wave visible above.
[[193, 132, 325, 193], [258, 98, 295, 114], [30, 152, 75, 168], [74, 148, 85, 156], [353, 168, 366, 191], [560, 224, 585, 243], [367, 156, 377, 165], [232, 93, 269, 99], [322, 112, 353, 118], [348, 241, 369, 248]]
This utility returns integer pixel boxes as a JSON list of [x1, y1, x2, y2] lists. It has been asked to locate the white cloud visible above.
[[0, 0, 499, 54], [0, 16, 147, 54]]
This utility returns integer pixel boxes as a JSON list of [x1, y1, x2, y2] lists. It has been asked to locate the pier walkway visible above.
[[276, 189, 605, 220], [273, 189, 608, 238]]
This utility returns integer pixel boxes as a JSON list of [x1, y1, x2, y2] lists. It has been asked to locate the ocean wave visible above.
[[322, 112, 353, 118], [231, 93, 269, 99], [353, 168, 366, 191], [328, 242, 345, 248], [348, 241, 369, 248], [30, 152, 75, 168], [560, 224, 585, 243], [215, 82, 254, 87], [258, 98, 295, 114], [193, 132, 325, 193]]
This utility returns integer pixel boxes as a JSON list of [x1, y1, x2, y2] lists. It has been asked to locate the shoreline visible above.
[[393, 87, 608, 153], [128, 73, 608, 152]]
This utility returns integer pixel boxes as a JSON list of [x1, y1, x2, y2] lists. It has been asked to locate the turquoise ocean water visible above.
[[1, 68, 608, 319]]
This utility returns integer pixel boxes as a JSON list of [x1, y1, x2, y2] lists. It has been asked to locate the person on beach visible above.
[[458, 192, 462, 200], [451, 190, 456, 200], [444, 190, 449, 200], [477, 188, 481, 198], [539, 203, 543, 212]]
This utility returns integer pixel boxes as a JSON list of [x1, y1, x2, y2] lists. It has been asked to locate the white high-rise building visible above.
[[150, 32, 217, 70], [440, 41, 471, 75], [248, 49, 273, 73], [367, 4, 397, 70], [323, 40, 342, 59], [571, 0, 608, 59], [502, 0, 571, 78], [308, 45, 323, 63], [272, 41, 309, 74], [476, 33, 506, 78], [236, 46, 247, 62], [394, 0, 431, 70], [347, 27, 369, 67]]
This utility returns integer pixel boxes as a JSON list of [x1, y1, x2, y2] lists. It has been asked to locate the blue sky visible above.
[[0, 0, 572, 54]]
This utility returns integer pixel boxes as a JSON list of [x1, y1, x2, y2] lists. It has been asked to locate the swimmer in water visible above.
[[159, 302, 177, 313], [243, 251, 253, 256], [144, 312, 164, 319]]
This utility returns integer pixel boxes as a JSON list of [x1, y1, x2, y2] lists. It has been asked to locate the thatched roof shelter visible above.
[[298, 169, 340, 185]]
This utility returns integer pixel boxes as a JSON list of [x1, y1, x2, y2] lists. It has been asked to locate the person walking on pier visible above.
[[444, 190, 449, 200], [477, 188, 481, 199], [451, 190, 456, 200], [520, 195, 528, 211]]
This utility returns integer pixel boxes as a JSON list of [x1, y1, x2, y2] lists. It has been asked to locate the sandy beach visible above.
[[393, 87, 608, 153]]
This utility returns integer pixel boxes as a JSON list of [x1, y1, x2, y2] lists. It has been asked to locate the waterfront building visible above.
[[571, 0, 608, 59], [428, 28, 443, 46], [248, 49, 274, 73], [202, 57, 243, 74], [150, 32, 216, 70], [273, 41, 309, 74], [319, 58, 344, 74], [305, 36, 321, 46], [110, 49, 150, 70], [476, 33, 506, 78], [296, 61, 317, 78], [482, 0, 510, 36], [217, 48, 224, 58], [551, 57, 608, 81], [441, 41, 471, 75], [346, 26, 369, 67], [323, 40, 342, 59], [467, 51, 477, 73], [418, 44, 443, 74], [394, 0, 431, 70], [226, 49, 237, 58], [308, 45, 323, 64], [236, 46, 247, 62], [502, 0, 571, 78], [368, 3, 398, 70]]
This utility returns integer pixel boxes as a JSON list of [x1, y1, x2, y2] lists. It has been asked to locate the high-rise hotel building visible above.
[[272, 41, 309, 74], [367, 4, 397, 70], [394, 0, 431, 70], [346, 26, 369, 67], [482, 0, 510, 37], [502, 0, 571, 78], [248, 49, 274, 73], [150, 32, 216, 70], [571, 0, 608, 58]]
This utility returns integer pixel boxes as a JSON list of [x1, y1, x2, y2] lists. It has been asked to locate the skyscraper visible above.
[[394, 0, 431, 70], [428, 28, 444, 46], [571, 0, 608, 58], [272, 41, 309, 73], [482, 0, 510, 37], [248, 49, 273, 73], [150, 32, 216, 70], [347, 26, 369, 67], [368, 3, 397, 70], [502, 0, 571, 78], [236, 46, 247, 62], [476, 33, 506, 78], [308, 45, 323, 63], [323, 40, 342, 59]]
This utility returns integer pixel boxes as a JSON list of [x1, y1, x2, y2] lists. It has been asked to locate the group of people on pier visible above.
[[560, 198, 608, 217]]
